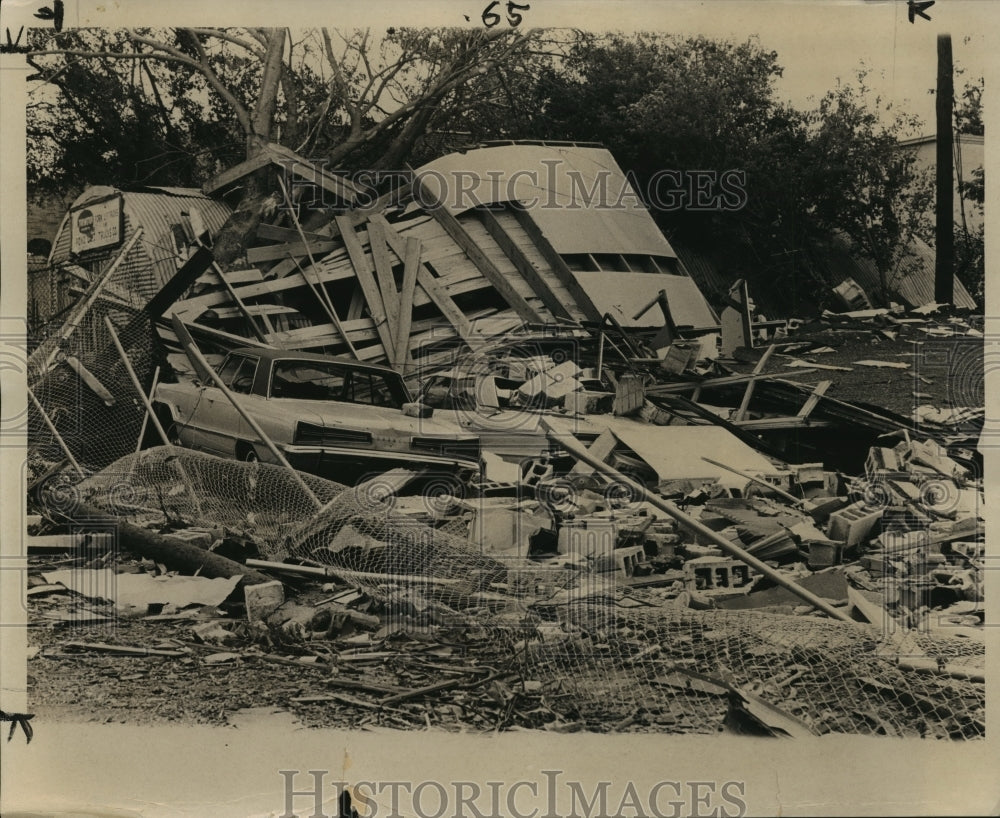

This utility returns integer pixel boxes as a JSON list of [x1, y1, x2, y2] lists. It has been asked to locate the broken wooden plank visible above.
[[64, 355, 116, 406], [477, 207, 573, 321], [733, 343, 779, 422], [409, 177, 541, 323], [256, 223, 332, 244], [246, 240, 339, 264], [365, 219, 401, 332], [797, 380, 832, 419], [63, 641, 186, 658], [394, 236, 421, 373], [509, 205, 602, 322], [202, 151, 274, 195], [267, 142, 362, 204], [568, 428, 618, 476], [648, 370, 819, 394], [336, 214, 396, 362], [370, 215, 483, 350]]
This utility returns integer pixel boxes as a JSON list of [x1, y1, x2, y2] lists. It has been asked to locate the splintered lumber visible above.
[[541, 420, 853, 623], [477, 207, 573, 320], [733, 343, 779, 422], [278, 176, 360, 359], [335, 214, 396, 361], [509, 204, 602, 322], [394, 236, 422, 373], [68, 500, 272, 584], [411, 173, 541, 323], [369, 215, 483, 350]]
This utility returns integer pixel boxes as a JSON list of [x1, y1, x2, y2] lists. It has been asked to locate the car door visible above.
[[193, 354, 261, 456]]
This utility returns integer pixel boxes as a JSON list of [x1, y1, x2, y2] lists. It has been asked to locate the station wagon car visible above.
[[152, 348, 482, 485]]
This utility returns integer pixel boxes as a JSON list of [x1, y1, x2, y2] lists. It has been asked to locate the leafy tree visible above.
[[807, 70, 933, 303], [27, 26, 547, 264]]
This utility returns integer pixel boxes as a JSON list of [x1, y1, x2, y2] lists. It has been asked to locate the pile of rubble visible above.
[[22, 144, 985, 738]]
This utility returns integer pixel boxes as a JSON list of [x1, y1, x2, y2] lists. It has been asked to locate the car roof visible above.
[[228, 347, 401, 377]]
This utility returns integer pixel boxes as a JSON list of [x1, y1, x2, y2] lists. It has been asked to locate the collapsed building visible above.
[[24, 141, 985, 738]]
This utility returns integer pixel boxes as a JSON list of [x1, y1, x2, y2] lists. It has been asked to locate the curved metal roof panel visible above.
[[50, 186, 233, 294], [417, 145, 677, 259]]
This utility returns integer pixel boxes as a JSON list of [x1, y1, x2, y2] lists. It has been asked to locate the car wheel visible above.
[[239, 444, 260, 463]]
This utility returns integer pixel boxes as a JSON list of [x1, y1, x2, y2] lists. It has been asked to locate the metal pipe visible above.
[[540, 420, 854, 623]]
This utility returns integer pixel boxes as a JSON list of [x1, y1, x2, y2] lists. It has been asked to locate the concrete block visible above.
[[559, 518, 617, 560], [596, 545, 645, 576], [565, 389, 615, 415], [826, 501, 882, 546], [613, 373, 645, 416], [245, 580, 285, 623]]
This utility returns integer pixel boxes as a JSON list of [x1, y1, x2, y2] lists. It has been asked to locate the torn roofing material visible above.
[[415, 143, 679, 259]]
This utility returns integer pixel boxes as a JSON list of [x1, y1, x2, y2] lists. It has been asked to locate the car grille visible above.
[[410, 436, 481, 461], [294, 422, 373, 446]]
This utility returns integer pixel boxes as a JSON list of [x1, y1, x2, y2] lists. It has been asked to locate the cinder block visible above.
[[826, 501, 882, 546], [596, 545, 645, 576], [244, 580, 285, 623]]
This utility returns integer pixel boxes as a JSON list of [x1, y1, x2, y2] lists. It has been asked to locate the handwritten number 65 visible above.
[[482, 1, 531, 28]]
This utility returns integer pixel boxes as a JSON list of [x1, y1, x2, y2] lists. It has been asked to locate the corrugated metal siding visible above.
[[49, 186, 232, 292], [672, 233, 976, 313], [822, 232, 976, 310]]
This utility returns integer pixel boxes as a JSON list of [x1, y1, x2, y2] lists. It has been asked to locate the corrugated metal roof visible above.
[[823, 232, 976, 310], [49, 186, 232, 295], [672, 232, 976, 313], [417, 145, 678, 259]]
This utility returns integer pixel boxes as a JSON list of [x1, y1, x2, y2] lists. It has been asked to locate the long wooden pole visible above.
[[39, 228, 144, 375], [541, 420, 853, 622], [26, 387, 85, 478], [935, 32, 955, 304], [168, 320, 323, 511], [103, 317, 203, 516]]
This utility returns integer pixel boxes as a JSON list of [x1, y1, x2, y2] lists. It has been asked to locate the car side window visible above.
[[229, 357, 259, 395], [217, 355, 243, 385], [272, 361, 345, 400]]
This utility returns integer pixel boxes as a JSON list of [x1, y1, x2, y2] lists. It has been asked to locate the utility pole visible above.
[[935, 32, 954, 304]]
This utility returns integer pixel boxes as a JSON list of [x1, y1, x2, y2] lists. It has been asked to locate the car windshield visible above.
[[270, 360, 408, 408]]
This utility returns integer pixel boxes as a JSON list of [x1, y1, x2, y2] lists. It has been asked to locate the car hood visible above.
[[274, 399, 478, 439]]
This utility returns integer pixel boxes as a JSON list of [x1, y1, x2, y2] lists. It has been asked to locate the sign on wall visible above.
[[69, 195, 123, 255]]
